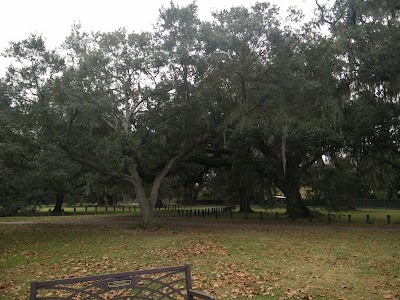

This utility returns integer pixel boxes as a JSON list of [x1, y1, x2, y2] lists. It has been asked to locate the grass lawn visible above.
[[0, 212, 399, 299]]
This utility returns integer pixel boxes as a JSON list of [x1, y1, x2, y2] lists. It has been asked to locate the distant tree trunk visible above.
[[155, 195, 164, 208], [52, 192, 64, 213], [280, 181, 311, 218], [238, 185, 254, 213], [97, 193, 106, 205], [106, 194, 114, 205], [254, 188, 265, 207], [387, 185, 398, 200], [265, 179, 276, 208], [181, 166, 208, 205], [183, 184, 195, 205]]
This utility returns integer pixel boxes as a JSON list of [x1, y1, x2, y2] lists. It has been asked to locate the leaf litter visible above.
[[1, 224, 400, 299]]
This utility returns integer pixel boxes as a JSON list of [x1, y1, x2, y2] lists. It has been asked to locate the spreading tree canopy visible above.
[[1, 1, 399, 222]]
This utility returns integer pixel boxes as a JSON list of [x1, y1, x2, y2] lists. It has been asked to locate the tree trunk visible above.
[[238, 186, 254, 213], [130, 157, 177, 225], [265, 179, 276, 208], [139, 200, 154, 225], [97, 193, 106, 205], [387, 185, 398, 200], [281, 182, 311, 218], [133, 183, 155, 225], [52, 192, 64, 213], [182, 185, 193, 205], [182, 183, 202, 205], [155, 196, 164, 208]]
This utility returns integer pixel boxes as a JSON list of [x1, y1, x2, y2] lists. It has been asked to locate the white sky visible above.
[[0, 0, 317, 75]]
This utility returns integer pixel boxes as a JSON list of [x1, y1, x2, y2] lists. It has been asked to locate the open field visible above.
[[0, 210, 400, 299]]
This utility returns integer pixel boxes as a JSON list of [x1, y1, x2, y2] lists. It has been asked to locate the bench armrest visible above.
[[188, 289, 216, 300]]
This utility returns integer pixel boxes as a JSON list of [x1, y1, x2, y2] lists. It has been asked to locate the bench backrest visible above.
[[30, 264, 196, 299]]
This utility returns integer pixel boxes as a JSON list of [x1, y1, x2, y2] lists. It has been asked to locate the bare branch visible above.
[[315, 0, 334, 25]]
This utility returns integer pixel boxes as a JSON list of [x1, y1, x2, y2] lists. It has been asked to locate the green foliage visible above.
[[327, 0, 400, 201], [1, 1, 400, 220], [307, 157, 364, 209]]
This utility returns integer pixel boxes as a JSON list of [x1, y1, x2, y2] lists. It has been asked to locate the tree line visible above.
[[1, 0, 399, 224]]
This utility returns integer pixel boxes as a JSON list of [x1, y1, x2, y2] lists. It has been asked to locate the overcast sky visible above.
[[0, 0, 317, 74]]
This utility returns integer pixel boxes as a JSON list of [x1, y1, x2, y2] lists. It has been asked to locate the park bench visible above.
[[30, 263, 215, 299]]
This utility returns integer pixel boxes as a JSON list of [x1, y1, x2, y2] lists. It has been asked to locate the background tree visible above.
[[0, 35, 83, 215], [48, 3, 214, 225], [307, 156, 364, 210], [252, 23, 346, 217], [317, 0, 400, 201], [195, 3, 280, 212]]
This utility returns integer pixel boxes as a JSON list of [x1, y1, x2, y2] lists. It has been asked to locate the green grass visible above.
[[0, 210, 399, 300]]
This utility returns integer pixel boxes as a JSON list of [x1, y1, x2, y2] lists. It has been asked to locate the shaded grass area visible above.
[[0, 204, 218, 221], [0, 217, 399, 299], [186, 207, 400, 227], [3, 205, 400, 227], [0, 213, 133, 223]]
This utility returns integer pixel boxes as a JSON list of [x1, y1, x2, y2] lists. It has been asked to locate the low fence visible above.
[[355, 199, 400, 209], [175, 208, 398, 225], [36, 204, 400, 225], [51, 205, 138, 215], [303, 198, 400, 210], [177, 206, 232, 218], [43, 204, 225, 216]]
